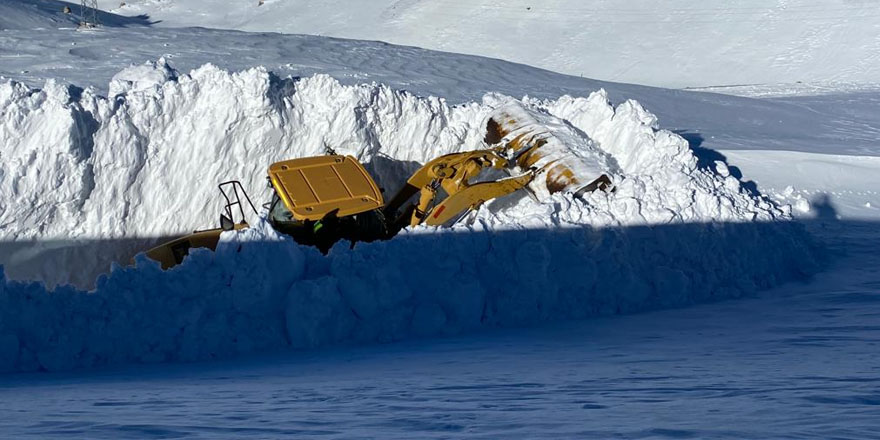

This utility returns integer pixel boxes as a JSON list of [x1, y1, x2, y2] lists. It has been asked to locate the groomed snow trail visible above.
[[0, 62, 820, 373]]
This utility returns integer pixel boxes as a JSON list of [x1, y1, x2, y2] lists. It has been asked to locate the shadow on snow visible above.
[[0, 214, 850, 374]]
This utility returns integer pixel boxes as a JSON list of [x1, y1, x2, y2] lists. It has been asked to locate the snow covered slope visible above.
[[0, 0, 81, 30], [0, 0, 152, 30], [114, 0, 880, 90], [724, 150, 880, 220]]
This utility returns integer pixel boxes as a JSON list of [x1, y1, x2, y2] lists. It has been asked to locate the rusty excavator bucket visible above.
[[484, 103, 613, 199]]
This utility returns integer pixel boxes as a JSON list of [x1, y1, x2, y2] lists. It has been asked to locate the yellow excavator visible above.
[[145, 106, 613, 269]]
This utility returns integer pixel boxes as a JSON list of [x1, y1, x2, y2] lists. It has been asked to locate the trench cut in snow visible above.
[[0, 61, 819, 373]]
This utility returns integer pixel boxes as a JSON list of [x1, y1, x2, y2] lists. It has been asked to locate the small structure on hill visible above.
[[79, 0, 101, 28]]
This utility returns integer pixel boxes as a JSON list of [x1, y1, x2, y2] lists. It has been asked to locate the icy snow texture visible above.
[[0, 62, 819, 372]]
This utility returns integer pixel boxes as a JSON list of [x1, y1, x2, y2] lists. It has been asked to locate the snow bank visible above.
[[0, 61, 821, 372], [1, 61, 789, 286], [0, 217, 819, 373]]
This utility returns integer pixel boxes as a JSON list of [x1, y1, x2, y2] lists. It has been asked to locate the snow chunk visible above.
[[109, 57, 178, 97]]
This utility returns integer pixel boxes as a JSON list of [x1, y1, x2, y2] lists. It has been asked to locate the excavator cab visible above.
[[266, 155, 390, 252], [146, 151, 538, 266]]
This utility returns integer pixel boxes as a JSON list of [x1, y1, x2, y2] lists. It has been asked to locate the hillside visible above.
[[114, 0, 880, 90]]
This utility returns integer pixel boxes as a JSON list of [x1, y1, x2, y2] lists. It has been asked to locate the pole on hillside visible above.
[[79, 0, 101, 28]]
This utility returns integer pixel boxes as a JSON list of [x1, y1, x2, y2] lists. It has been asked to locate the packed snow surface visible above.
[[0, 61, 819, 372]]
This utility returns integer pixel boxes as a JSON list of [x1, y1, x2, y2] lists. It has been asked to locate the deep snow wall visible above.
[[1, 60, 785, 288], [0, 61, 822, 373], [0, 218, 819, 373], [0, 61, 485, 287]]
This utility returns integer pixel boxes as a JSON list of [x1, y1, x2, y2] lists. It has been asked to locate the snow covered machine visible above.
[[145, 106, 613, 269]]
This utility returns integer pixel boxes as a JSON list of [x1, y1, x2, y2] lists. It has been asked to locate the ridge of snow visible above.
[[1, 61, 787, 287], [0, 214, 820, 373], [0, 61, 822, 372]]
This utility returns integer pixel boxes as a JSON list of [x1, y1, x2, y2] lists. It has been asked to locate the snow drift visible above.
[[0, 218, 819, 373], [0, 61, 820, 372], [1, 60, 785, 287]]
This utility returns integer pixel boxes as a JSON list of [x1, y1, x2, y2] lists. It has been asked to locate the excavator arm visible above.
[[383, 149, 534, 228], [422, 172, 535, 226]]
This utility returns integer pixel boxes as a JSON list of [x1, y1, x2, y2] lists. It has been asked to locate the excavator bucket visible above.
[[144, 223, 248, 269], [485, 103, 613, 199], [423, 172, 535, 226]]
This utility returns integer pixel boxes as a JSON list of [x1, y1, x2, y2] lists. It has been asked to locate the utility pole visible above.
[[79, 0, 101, 28]]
